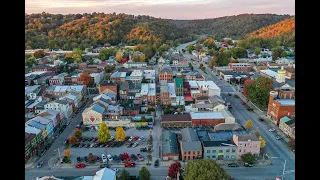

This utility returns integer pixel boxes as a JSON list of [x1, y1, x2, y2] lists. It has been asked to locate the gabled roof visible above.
[[181, 127, 199, 142], [84, 104, 105, 114], [213, 123, 242, 132]]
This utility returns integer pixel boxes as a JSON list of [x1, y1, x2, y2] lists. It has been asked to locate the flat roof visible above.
[[161, 114, 191, 122], [130, 70, 143, 76], [275, 99, 295, 106], [188, 81, 198, 88], [140, 84, 149, 96], [148, 83, 156, 96], [167, 83, 176, 97], [208, 130, 248, 141], [25, 71, 46, 77], [260, 69, 278, 78], [190, 112, 224, 119]]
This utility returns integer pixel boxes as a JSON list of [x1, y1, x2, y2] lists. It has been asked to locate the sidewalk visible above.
[[25, 156, 39, 169]]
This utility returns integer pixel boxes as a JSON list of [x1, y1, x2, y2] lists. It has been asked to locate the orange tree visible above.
[[69, 135, 77, 145]]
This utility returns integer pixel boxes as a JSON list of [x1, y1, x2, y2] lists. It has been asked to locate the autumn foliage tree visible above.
[[64, 149, 71, 157], [243, 79, 255, 96], [140, 54, 146, 62], [254, 130, 260, 137], [115, 127, 126, 141], [245, 120, 253, 130], [168, 161, 181, 178], [116, 52, 123, 63], [33, 50, 45, 59], [98, 122, 111, 143], [259, 136, 266, 148], [80, 72, 93, 86], [74, 129, 82, 138], [88, 153, 95, 163], [69, 135, 77, 145]]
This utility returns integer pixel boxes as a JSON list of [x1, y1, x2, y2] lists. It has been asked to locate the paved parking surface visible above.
[[82, 128, 151, 139]]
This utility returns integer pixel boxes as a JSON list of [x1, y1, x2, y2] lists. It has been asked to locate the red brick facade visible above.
[[192, 119, 225, 127]]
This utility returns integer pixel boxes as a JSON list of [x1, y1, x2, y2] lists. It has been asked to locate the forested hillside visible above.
[[25, 12, 292, 50], [237, 17, 295, 49]]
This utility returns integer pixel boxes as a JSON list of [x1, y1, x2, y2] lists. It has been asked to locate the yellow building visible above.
[[82, 104, 105, 126]]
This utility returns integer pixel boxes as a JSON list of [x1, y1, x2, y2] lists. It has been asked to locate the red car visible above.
[[134, 136, 139, 141], [125, 136, 130, 141], [242, 101, 246, 105], [124, 162, 136, 167], [137, 154, 144, 161], [75, 163, 86, 168]]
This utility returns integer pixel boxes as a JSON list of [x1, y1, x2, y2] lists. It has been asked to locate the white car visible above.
[[128, 136, 134, 141], [269, 128, 276, 132], [101, 154, 107, 163], [132, 142, 139, 147], [138, 136, 144, 141], [113, 168, 119, 173], [107, 154, 113, 161], [109, 136, 115, 141]]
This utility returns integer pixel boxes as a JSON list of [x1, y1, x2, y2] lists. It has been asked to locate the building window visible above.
[[207, 156, 210, 159], [198, 151, 200, 154], [226, 156, 229, 158], [188, 156, 190, 160], [219, 150, 223, 153], [212, 155, 216, 159], [239, 149, 241, 152], [184, 152, 186, 155], [232, 149, 236, 153], [244, 149, 246, 153], [244, 144, 246, 147], [239, 143, 242, 147], [212, 150, 216, 153], [226, 149, 230, 153], [188, 151, 190, 155], [231, 155, 235, 159]]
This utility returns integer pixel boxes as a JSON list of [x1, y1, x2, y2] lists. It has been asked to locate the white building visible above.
[[219, 109, 236, 124], [260, 69, 278, 79], [143, 69, 155, 83], [90, 73, 102, 85], [167, 83, 177, 106], [123, 62, 147, 68], [172, 59, 179, 65], [130, 70, 143, 82], [44, 100, 72, 118], [194, 81, 221, 97]]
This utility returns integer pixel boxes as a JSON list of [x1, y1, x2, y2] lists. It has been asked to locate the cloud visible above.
[[25, 0, 295, 19]]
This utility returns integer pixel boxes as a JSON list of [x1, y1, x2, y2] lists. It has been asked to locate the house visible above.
[[220, 109, 236, 124], [157, 57, 166, 64], [34, 101, 47, 114], [25, 85, 42, 100], [212, 101, 226, 111], [44, 100, 73, 118], [143, 69, 155, 83], [119, 81, 129, 99], [159, 66, 173, 82], [279, 116, 295, 139], [26, 116, 54, 139], [60, 93, 81, 108], [38, 109, 61, 131], [123, 62, 147, 68], [110, 71, 126, 83], [140, 83, 156, 103], [161, 114, 192, 127], [284, 67, 295, 79], [130, 70, 143, 82], [32, 64, 57, 75], [45, 85, 86, 99], [174, 78, 184, 96], [98, 80, 117, 94], [267, 91, 295, 125], [191, 102, 215, 112], [213, 123, 242, 132], [82, 104, 105, 127], [49, 73, 68, 85], [233, 134, 261, 160], [202, 141, 237, 160], [179, 127, 203, 161], [162, 131, 179, 161], [190, 112, 225, 127], [172, 59, 179, 65]]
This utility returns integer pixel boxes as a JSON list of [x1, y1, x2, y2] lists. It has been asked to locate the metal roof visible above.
[[162, 131, 179, 155]]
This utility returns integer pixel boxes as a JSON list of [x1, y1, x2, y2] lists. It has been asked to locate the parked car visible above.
[[124, 162, 136, 167], [100, 164, 109, 168], [134, 136, 139, 141], [131, 154, 138, 161], [137, 154, 144, 161], [132, 142, 139, 148], [125, 136, 130, 141], [113, 168, 119, 173], [84, 156, 88, 162], [90, 143, 95, 148], [101, 154, 108, 163], [269, 128, 276, 132], [107, 154, 113, 161], [109, 136, 115, 141], [77, 156, 81, 163], [113, 155, 121, 162], [138, 136, 144, 141], [259, 118, 264, 122], [234, 94, 239, 98], [154, 159, 159, 167], [244, 162, 253, 167], [128, 136, 134, 141], [276, 136, 283, 140], [241, 101, 246, 105], [37, 162, 43, 168], [228, 163, 238, 167], [127, 142, 134, 148], [75, 163, 86, 168], [140, 148, 147, 152]]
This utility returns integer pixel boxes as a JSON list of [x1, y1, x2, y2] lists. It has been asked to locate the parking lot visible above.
[[81, 128, 151, 139]]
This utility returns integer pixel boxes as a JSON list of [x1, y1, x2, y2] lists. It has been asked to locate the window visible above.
[[212, 150, 216, 153], [219, 150, 223, 153], [198, 151, 200, 154], [226, 149, 230, 153], [244, 144, 246, 147], [239, 143, 242, 147], [244, 149, 246, 153], [231, 155, 235, 159], [239, 149, 242, 152], [184, 152, 186, 155], [212, 155, 216, 158], [188, 156, 190, 160], [188, 151, 190, 155], [232, 149, 236, 153], [207, 156, 210, 159], [226, 156, 229, 158]]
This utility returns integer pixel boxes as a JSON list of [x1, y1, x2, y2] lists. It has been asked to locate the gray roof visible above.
[[272, 79, 295, 88], [213, 123, 242, 132], [181, 127, 199, 142], [181, 141, 202, 151], [236, 134, 260, 141], [55, 100, 69, 105], [203, 140, 236, 147], [120, 81, 129, 90], [162, 131, 179, 155], [208, 130, 248, 141], [208, 95, 225, 104]]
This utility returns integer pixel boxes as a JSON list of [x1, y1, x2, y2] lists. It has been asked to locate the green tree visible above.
[[213, 48, 230, 66], [271, 47, 283, 60], [139, 166, 151, 180], [99, 48, 117, 60], [188, 63, 194, 71], [183, 159, 229, 180], [254, 130, 260, 137], [203, 37, 217, 49], [245, 77, 273, 109], [245, 120, 253, 130], [231, 47, 248, 59], [33, 50, 45, 59], [106, 73, 111, 80], [187, 44, 195, 53], [158, 44, 170, 56], [241, 153, 255, 163], [118, 169, 130, 180], [97, 122, 111, 143], [25, 57, 36, 68], [132, 52, 141, 62], [72, 48, 84, 63], [74, 129, 82, 138], [143, 46, 156, 60], [259, 136, 266, 148], [207, 49, 214, 55], [281, 51, 287, 57], [255, 48, 261, 55]]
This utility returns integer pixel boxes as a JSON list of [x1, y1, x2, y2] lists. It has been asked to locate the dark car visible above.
[[244, 162, 253, 167], [84, 156, 88, 162], [228, 163, 238, 167], [140, 148, 147, 152], [131, 154, 138, 161], [154, 159, 159, 167], [77, 156, 81, 163], [100, 164, 110, 168], [259, 118, 264, 122]]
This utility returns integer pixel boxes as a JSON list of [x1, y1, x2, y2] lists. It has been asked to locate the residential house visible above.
[[49, 73, 68, 85], [25, 85, 42, 100], [110, 71, 126, 83], [279, 116, 295, 139], [268, 91, 295, 125], [190, 112, 225, 127], [161, 114, 192, 127], [38, 109, 61, 131], [233, 134, 261, 160], [162, 131, 179, 161], [98, 80, 118, 94], [82, 104, 105, 127], [119, 81, 129, 99], [45, 85, 86, 99], [34, 101, 47, 114], [180, 127, 203, 161], [203, 141, 237, 160], [44, 99, 73, 118], [284, 67, 295, 79], [26, 116, 54, 139], [130, 70, 143, 83]]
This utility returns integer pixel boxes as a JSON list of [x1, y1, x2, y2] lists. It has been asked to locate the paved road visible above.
[[176, 40, 197, 51]]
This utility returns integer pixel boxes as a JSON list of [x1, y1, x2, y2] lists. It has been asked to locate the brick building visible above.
[[98, 80, 118, 94], [179, 127, 203, 161], [159, 66, 173, 82], [267, 91, 295, 125], [160, 114, 192, 127], [228, 63, 251, 72], [190, 112, 225, 127]]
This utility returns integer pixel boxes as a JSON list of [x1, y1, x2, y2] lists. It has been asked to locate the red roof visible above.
[[185, 95, 193, 101], [122, 58, 128, 64]]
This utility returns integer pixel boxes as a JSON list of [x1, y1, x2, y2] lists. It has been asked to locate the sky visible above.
[[26, 0, 295, 20]]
